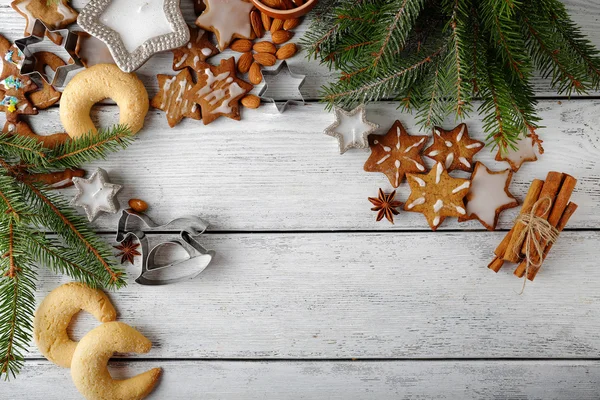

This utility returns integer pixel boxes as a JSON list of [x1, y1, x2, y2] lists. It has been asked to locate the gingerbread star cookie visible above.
[[172, 25, 219, 72], [424, 123, 483, 172], [185, 57, 253, 125], [458, 162, 518, 231], [195, 0, 254, 51], [404, 162, 471, 231], [29, 51, 64, 109], [151, 69, 201, 128], [11, 0, 78, 35], [1, 73, 38, 122], [364, 120, 428, 188], [495, 135, 538, 172]]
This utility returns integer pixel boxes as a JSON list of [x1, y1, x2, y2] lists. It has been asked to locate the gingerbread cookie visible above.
[[495, 135, 538, 172], [75, 32, 115, 68], [424, 123, 483, 172], [404, 162, 470, 230], [195, 0, 254, 51], [186, 57, 253, 124], [364, 120, 428, 188], [11, 0, 78, 36], [3, 120, 70, 148], [71, 322, 162, 400], [172, 25, 219, 71], [458, 162, 518, 230], [151, 69, 201, 127], [28, 51, 65, 109], [0, 73, 38, 122], [34, 282, 117, 368]]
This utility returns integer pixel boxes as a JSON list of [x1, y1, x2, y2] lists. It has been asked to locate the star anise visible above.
[[368, 188, 403, 224], [114, 236, 141, 265]]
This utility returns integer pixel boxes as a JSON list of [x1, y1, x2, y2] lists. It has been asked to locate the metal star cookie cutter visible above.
[[258, 61, 306, 113], [78, 0, 190, 73], [14, 19, 84, 89], [116, 209, 215, 285]]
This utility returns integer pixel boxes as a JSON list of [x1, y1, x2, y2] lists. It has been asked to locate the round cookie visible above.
[[71, 322, 162, 400], [59, 63, 148, 138], [34, 282, 117, 368]]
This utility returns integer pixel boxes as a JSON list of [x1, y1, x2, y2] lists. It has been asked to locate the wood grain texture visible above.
[[22, 231, 600, 359]]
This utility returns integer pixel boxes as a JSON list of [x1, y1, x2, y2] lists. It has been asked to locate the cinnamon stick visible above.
[[488, 256, 505, 273]]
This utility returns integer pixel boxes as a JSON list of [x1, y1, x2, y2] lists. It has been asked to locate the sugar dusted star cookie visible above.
[[424, 123, 483, 172], [195, 0, 254, 51], [151, 69, 201, 128]]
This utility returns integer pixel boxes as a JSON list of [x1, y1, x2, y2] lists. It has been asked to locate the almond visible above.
[[249, 62, 263, 84], [253, 41, 277, 54], [261, 12, 272, 31], [237, 52, 253, 74], [283, 18, 301, 31], [253, 52, 277, 66], [241, 94, 261, 109], [230, 39, 253, 52], [280, 0, 295, 9], [276, 43, 297, 60], [250, 10, 264, 38], [271, 30, 293, 45], [261, 0, 281, 7], [270, 18, 284, 33]]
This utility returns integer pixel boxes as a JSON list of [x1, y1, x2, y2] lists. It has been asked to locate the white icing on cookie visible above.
[[465, 165, 516, 228], [195, 0, 254, 50], [196, 67, 245, 115], [503, 136, 537, 167], [406, 197, 425, 209], [412, 176, 426, 187], [433, 199, 443, 213], [435, 162, 443, 184], [201, 48, 213, 56], [451, 181, 470, 194]]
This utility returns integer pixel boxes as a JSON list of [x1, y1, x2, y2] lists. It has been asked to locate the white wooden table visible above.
[[4, 0, 600, 398]]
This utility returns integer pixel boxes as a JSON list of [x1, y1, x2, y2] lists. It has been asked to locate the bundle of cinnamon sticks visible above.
[[488, 171, 578, 281]]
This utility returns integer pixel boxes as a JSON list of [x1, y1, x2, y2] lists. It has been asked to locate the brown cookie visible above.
[[404, 162, 471, 231], [186, 57, 253, 125], [0, 74, 38, 122], [151, 69, 201, 128], [364, 120, 428, 188], [3, 120, 70, 149], [424, 123, 484, 172], [74, 32, 115, 68], [172, 25, 219, 72], [495, 135, 538, 172], [195, 0, 254, 51], [27, 51, 65, 109], [11, 0, 78, 36]]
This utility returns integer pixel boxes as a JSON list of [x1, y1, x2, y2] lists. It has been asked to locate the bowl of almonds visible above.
[[250, 0, 318, 20]]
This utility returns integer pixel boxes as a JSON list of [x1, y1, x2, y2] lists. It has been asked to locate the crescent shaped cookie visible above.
[[71, 322, 162, 400], [34, 282, 117, 368]]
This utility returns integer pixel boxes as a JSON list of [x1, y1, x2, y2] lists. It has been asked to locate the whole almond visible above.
[[283, 18, 300, 31], [276, 43, 297, 60], [261, 12, 272, 31], [272, 30, 293, 44], [280, 0, 295, 9], [261, 0, 281, 7], [253, 52, 277, 66], [237, 52, 253, 74], [230, 39, 253, 52], [253, 41, 277, 54], [249, 62, 263, 84], [250, 10, 264, 38], [241, 94, 261, 109], [270, 19, 284, 33]]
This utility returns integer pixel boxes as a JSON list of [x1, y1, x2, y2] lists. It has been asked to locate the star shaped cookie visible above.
[[424, 123, 483, 172], [323, 105, 379, 154], [495, 135, 538, 172], [151, 69, 201, 128], [195, 0, 254, 51], [11, 0, 78, 35], [185, 57, 253, 125], [72, 168, 122, 222], [404, 162, 471, 231], [172, 25, 219, 72], [364, 120, 428, 188], [458, 162, 518, 230]]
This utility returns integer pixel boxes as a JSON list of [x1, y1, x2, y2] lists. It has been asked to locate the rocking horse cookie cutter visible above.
[[116, 209, 215, 285]]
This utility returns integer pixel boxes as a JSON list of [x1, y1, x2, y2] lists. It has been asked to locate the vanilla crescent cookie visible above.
[[34, 282, 117, 368], [59, 64, 148, 138], [71, 322, 162, 400]]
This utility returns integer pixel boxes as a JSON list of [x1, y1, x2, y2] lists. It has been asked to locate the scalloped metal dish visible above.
[[77, 0, 190, 73]]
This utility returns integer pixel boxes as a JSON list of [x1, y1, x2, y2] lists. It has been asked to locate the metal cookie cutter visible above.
[[116, 209, 215, 285], [14, 19, 84, 89], [258, 61, 306, 113]]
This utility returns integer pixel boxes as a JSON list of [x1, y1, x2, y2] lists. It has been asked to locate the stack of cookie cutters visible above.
[[14, 19, 84, 89], [116, 209, 215, 285]]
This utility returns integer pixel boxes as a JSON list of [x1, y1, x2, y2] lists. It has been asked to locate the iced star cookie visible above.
[[495, 135, 538, 172], [185, 57, 253, 125], [404, 162, 470, 231], [151, 69, 201, 128], [424, 123, 483, 172], [323, 105, 379, 154], [172, 25, 219, 71], [195, 0, 254, 51], [458, 162, 519, 230], [364, 120, 428, 188], [11, 0, 78, 35]]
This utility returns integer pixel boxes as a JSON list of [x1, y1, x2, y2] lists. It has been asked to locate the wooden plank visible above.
[[22, 100, 600, 231], [0, 0, 598, 99], [9, 360, 600, 399], [23, 231, 600, 359]]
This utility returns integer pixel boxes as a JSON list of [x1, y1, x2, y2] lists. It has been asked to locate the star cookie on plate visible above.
[[152, 69, 201, 128], [424, 123, 483, 172], [172, 25, 219, 72], [404, 162, 470, 231], [495, 135, 538, 172], [11, 0, 78, 35], [323, 105, 379, 154], [185, 57, 253, 125], [458, 162, 518, 230], [195, 0, 254, 51], [364, 120, 428, 188]]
